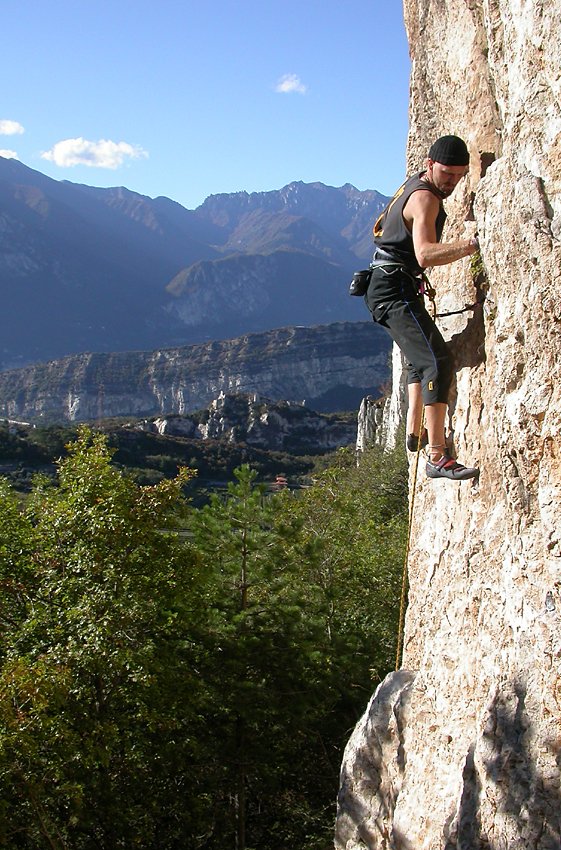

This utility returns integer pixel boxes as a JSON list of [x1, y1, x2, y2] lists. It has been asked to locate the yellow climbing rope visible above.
[[394, 276, 482, 667], [394, 404, 425, 670], [394, 277, 439, 669]]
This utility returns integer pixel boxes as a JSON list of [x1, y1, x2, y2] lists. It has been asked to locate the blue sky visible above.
[[1, 0, 410, 210]]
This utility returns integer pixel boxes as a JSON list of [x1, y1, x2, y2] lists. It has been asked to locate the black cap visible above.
[[428, 135, 470, 166]]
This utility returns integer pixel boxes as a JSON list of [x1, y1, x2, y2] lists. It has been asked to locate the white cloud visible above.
[[0, 120, 25, 136], [275, 74, 308, 95], [40, 137, 149, 169], [0, 149, 19, 159]]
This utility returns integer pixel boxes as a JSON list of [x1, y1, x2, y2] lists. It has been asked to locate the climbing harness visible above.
[[355, 258, 486, 319]]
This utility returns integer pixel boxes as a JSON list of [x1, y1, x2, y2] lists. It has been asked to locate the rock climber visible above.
[[365, 134, 480, 481]]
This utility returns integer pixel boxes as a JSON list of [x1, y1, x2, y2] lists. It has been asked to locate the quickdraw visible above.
[[421, 272, 485, 320], [435, 299, 486, 318]]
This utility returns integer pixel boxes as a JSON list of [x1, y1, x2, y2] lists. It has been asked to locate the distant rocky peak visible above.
[[194, 180, 389, 246]]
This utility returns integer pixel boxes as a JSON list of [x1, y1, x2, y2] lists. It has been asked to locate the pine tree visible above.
[[188, 465, 333, 849]]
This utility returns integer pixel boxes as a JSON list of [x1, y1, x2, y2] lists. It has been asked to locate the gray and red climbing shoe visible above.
[[426, 454, 479, 481], [406, 430, 429, 452]]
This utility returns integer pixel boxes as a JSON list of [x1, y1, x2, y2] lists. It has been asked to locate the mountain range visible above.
[[0, 156, 388, 370]]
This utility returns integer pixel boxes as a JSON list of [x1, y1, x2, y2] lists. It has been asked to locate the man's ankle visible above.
[[428, 444, 446, 462]]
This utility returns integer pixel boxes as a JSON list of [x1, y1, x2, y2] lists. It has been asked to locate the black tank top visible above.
[[373, 172, 447, 275]]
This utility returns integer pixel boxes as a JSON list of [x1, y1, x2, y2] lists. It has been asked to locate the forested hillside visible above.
[[0, 413, 354, 502], [0, 429, 407, 849]]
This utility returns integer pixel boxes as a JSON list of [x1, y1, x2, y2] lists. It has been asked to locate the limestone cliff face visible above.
[[337, 2, 561, 849], [356, 347, 408, 452], [0, 323, 390, 422]]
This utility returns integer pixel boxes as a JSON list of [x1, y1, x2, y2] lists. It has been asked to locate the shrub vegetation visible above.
[[0, 428, 407, 849]]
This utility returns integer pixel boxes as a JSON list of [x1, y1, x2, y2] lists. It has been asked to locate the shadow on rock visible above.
[[445, 678, 561, 849]]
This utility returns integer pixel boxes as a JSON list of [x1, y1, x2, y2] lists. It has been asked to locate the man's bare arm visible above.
[[404, 190, 478, 268]]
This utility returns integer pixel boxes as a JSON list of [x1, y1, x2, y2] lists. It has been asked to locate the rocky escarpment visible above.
[[141, 392, 356, 453], [355, 396, 384, 452], [356, 348, 408, 452], [0, 322, 390, 423], [337, 2, 561, 849]]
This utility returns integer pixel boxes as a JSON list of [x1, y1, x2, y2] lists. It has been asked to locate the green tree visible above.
[[188, 465, 333, 850], [271, 439, 408, 830], [186, 447, 408, 850], [0, 432, 408, 850], [0, 429, 209, 849], [288, 442, 408, 685]]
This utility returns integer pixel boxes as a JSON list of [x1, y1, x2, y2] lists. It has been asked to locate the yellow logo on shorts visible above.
[[428, 381, 434, 391]]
